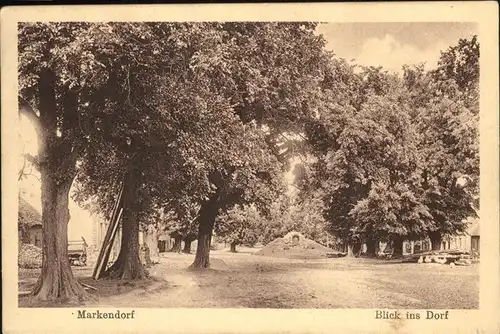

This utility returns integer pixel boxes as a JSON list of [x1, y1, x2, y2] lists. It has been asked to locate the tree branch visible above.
[[24, 153, 40, 169], [22, 170, 41, 183], [18, 153, 41, 182], [18, 154, 27, 181]]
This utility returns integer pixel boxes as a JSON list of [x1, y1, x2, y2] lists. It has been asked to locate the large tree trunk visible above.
[[182, 233, 196, 254], [392, 236, 404, 258], [230, 242, 237, 253], [365, 237, 377, 257], [170, 236, 182, 253], [190, 226, 212, 268], [144, 225, 159, 258], [104, 168, 147, 280], [346, 238, 362, 257], [346, 242, 355, 257], [31, 177, 87, 302], [429, 231, 442, 251], [30, 67, 87, 302], [353, 242, 362, 257], [182, 239, 192, 254], [189, 193, 220, 269]]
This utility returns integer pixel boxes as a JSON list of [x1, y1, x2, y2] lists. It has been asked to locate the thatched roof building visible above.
[[18, 197, 42, 229]]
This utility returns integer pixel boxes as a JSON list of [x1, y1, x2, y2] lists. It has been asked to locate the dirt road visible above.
[[19, 248, 479, 309]]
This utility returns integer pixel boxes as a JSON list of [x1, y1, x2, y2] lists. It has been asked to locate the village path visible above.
[[88, 249, 478, 309]]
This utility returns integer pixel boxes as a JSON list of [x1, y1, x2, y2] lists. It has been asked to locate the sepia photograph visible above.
[[16, 19, 481, 309], [2, 3, 499, 334]]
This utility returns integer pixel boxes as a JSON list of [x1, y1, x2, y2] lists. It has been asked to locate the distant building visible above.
[[18, 197, 42, 248], [440, 218, 480, 256], [401, 217, 480, 256]]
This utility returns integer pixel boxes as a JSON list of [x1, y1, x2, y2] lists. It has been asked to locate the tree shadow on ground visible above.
[[224, 249, 260, 255], [18, 264, 168, 308], [79, 276, 165, 298], [367, 259, 408, 265]]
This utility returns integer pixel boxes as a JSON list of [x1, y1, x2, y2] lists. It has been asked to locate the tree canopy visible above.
[[298, 35, 479, 253], [18, 20, 480, 302]]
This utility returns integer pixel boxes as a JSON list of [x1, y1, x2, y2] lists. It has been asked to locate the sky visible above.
[[316, 22, 478, 74]]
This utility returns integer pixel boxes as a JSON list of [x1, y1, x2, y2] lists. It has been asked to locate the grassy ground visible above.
[[19, 247, 478, 309]]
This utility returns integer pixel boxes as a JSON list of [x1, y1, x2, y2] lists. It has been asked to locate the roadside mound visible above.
[[255, 231, 342, 260]]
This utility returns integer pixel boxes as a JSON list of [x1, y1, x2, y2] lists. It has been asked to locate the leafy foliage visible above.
[[257, 194, 330, 245], [410, 37, 480, 236], [19, 21, 479, 263], [301, 35, 479, 245], [62, 23, 322, 240], [215, 205, 262, 247]]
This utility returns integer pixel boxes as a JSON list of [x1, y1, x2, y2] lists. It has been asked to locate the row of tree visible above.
[[292, 36, 479, 256], [18, 21, 478, 303], [19, 22, 327, 302], [212, 35, 479, 258]]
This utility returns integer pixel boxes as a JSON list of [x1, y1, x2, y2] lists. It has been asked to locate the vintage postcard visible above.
[[2, 2, 499, 334]]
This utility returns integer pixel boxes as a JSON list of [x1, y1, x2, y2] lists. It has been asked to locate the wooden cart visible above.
[[68, 238, 88, 266]]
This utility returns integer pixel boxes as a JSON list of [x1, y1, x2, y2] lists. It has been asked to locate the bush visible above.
[[18, 244, 42, 269]]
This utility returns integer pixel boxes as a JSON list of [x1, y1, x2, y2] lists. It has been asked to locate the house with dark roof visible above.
[[18, 197, 42, 247]]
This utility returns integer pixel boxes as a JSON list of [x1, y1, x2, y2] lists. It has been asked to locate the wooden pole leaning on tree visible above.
[[92, 180, 125, 280], [97, 208, 124, 278]]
